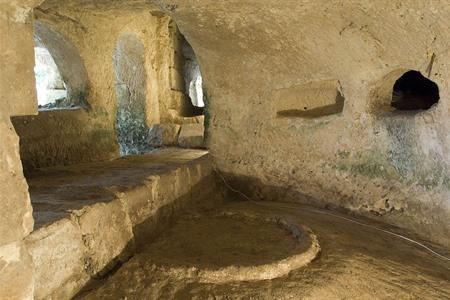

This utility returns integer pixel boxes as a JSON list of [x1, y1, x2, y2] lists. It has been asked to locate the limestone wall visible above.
[[0, 2, 204, 297], [13, 6, 202, 170], [12, 109, 116, 171], [155, 0, 450, 247], [0, 2, 42, 298]]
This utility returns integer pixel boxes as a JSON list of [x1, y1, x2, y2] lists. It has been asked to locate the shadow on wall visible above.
[[113, 33, 150, 156]]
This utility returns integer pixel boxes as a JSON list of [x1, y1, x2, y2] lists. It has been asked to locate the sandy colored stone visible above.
[[119, 180, 158, 228], [0, 242, 34, 300], [11, 8, 203, 170], [146, 0, 450, 247], [80, 201, 450, 299], [0, 116, 34, 246], [25, 218, 88, 300], [275, 80, 344, 118], [75, 200, 134, 276], [0, 3, 38, 117], [2, 1, 450, 298], [137, 212, 320, 283], [148, 124, 181, 147], [178, 123, 205, 149]]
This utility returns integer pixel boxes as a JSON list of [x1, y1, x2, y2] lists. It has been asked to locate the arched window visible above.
[[34, 21, 89, 110], [391, 71, 439, 111], [34, 46, 67, 108]]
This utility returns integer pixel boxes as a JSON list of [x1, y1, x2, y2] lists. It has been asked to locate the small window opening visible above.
[[391, 70, 439, 111], [34, 47, 68, 109]]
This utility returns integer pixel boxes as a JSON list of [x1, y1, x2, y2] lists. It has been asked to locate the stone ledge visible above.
[[25, 150, 215, 299]]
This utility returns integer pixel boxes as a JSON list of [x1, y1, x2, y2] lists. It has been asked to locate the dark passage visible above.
[[391, 70, 439, 111]]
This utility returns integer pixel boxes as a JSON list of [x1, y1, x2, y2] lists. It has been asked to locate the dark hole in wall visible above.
[[391, 71, 439, 111]]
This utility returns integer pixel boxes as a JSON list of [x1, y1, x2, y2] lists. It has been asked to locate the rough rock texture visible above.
[[25, 218, 89, 299], [12, 6, 204, 170], [0, 115, 34, 245], [178, 123, 205, 149], [80, 201, 450, 299], [135, 212, 320, 283], [0, 0, 41, 117], [148, 123, 181, 147], [0, 242, 34, 300], [12, 109, 116, 171], [146, 0, 450, 248], [23, 149, 220, 299], [275, 80, 345, 118], [76, 200, 134, 277], [2, 0, 450, 298]]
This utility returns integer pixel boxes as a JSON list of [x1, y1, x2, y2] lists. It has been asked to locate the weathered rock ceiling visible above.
[[36, 0, 450, 101], [38, 0, 158, 11]]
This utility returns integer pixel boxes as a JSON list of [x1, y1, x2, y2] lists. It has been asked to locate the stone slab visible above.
[[75, 200, 134, 277], [148, 124, 181, 147], [178, 123, 205, 149], [26, 218, 88, 300]]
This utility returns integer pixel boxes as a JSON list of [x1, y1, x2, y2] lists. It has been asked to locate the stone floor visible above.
[[24, 149, 450, 299], [79, 201, 450, 299], [26, 148, 208, 229]]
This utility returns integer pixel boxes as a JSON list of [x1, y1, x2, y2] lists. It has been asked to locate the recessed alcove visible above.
[[370, 69, 440, 115], [275, 80, 345, 118], [391, 70, 439, 111]]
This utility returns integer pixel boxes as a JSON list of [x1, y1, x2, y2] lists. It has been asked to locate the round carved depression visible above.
[[141, 212, 320, 283]]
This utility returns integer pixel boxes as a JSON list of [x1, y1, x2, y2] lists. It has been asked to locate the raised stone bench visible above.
[[24, 148, 219, 299]]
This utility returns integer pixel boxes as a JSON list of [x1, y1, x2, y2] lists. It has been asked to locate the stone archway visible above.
[[34, 20, 89, 108]]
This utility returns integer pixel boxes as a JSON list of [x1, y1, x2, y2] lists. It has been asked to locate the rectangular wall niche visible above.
[[275, 80, 344, 118]]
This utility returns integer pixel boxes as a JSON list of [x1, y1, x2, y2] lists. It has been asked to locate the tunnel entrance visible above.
[[391, 70, 439, 111], [114, 33, 150, 156]]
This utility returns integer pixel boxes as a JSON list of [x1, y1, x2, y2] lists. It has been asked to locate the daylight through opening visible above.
[[34, 47, 68, 108], [183, 38, 205, 108]]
